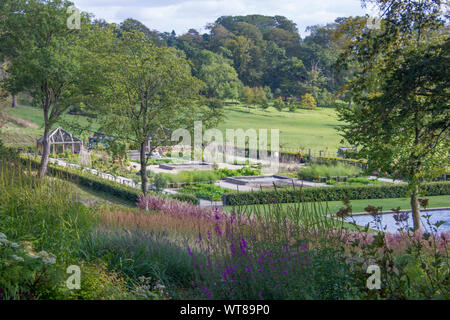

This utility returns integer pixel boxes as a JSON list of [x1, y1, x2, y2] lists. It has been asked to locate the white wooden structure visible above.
[[37, 127, 83, 155]]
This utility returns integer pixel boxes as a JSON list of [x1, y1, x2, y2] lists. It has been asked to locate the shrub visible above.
[[180, 183, 227, 201], [222, 181, 450, 206], [63, 263, 132, 300], [168, 193, 199, 205], [0, 235, 60, 300], [300, 93, 317, 109], [273, 97, 285, 112]]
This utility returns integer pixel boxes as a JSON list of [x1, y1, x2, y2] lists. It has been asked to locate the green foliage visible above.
[[273, 97, 285, 111], [240, 86, 255, 107], [222, 181, 450, 206], [300, 93, 317, 109], [298, 164, 362, 181], [337, 0, 449, 229], [21, 155, 197, 205], [197, 50, 242, 100], [180, 183, 228, 201], [168, 193, 200, 205], [64, 263, 131, 300], [0, 235, 60, 300], [81, 230, 196, 293]]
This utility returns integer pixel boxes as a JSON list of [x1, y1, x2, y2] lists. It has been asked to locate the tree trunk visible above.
[[140, 140, 148, 196], [410, 186, 423, 231], [11, 95, 17, 108], [39, 126, 50, 178]]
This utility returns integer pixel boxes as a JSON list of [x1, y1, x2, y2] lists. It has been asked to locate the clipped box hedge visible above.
[[222, 182, 450, 206], [20, 156, 199, 206]]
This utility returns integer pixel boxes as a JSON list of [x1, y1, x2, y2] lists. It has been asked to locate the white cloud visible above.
[[73, 0, 368, 36]]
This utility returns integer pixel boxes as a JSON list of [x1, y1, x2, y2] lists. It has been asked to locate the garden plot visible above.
[[159, 162, 214, 171]]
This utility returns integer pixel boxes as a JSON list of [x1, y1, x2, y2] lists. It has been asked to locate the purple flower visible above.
[[203, 287, 212, 298], [215, 225, 223, 236], [272, 199, 277, 204], [215, 214, 221, 220], [246, 266, 251, 273], [187, 247, 193, 257], [282, 270, 288, 274], [239, 238, 247, 253], [258, 291, 264, 300]]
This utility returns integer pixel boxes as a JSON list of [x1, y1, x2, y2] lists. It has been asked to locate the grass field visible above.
[[225, 195, 450, 214], [2, 100, 344, 153], [218, 104, 344, 153], [1, 103, 100, 147]]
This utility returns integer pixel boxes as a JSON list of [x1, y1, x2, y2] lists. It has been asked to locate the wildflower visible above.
[[0, 233, 7, 240], [215, 225, 223, 236], [282, 270, 288, 274], [203, 287, 212, 298], [230, 243, 236, 255], [258, 291, 264, 300], [37, 251, 56, 265], [11, 255, 24, 262], [239, 238, 247, 253], [187, 247, 193, 257], [246, 266, 251, 273], [10, 242, 19, 248]]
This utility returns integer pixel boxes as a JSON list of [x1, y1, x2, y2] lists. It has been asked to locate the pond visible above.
[[346, 209, 450, 233]]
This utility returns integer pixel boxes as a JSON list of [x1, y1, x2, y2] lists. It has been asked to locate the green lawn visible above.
[[1, 104, 100, 147], [225, 195, 450, 214], [3, 100, 345, 154], [218, 104, 343, 153], [59, 178, 136, 209]]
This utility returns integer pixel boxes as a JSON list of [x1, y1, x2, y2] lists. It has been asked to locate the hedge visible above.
[[222, 182, 450, 206], [20, 156, 199, 206]]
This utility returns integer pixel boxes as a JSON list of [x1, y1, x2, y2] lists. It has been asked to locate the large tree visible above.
[[337, 0, 449, 230], [1, 0, 88, 178], [88, 29, 208, 194]]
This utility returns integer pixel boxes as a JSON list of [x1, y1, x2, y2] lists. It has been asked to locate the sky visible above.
[[72, 0, 374, 37]]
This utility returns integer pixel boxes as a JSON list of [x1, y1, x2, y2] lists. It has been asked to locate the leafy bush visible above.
[[300, 93, 317, 109], [168, 193, 199, 205], [0, 235, 60, 300], [222, 181, 450, 206], [64, 263, 132, 300], [180, 183, 228, 201]]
